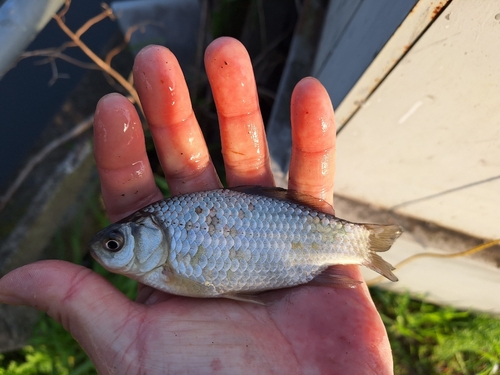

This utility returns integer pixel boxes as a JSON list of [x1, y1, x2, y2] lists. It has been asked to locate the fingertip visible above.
[[204, 36, 247, 61], [133, 45, 191, 126], [94, 93, 144, 169], [134, 44, 175, 75], [291, 77, 336, 145], [94, 91, 162, 221], [96, 92, 128, 110], [289, 77, 336, 203], [294, 76, 324, 92], [204, 37, 258, 117]]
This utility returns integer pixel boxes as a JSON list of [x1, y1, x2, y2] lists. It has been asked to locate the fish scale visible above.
[[147, 190, 363, 292], [89, 187, 402, 302]]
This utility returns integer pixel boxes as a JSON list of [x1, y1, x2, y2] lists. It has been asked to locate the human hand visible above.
[[0, 37, 393, 374]]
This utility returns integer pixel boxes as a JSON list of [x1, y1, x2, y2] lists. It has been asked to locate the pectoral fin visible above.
[[160, 265, 218, 297]]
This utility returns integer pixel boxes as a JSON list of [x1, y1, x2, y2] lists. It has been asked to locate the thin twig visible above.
[[57, 0, 71, 19], [75, 3, 115, 39], [34, 53, 99, 71], [104, 22, 159, 66], [366, 239, 500, 287], [52, 12, 142, 112], [0, 116, 94, 211], [21, 41, 77, 57], [48, 58, 69, 86]]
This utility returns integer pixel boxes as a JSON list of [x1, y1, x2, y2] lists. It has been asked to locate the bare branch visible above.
[[57, 0, 72, 19], [47, 58, 69, 86], [104, 23, 143, 66], [34, 53, 99, 71], [104, 22, 163, 67], [75, 3, 114, 39], [52, 12, 142, 113], [21, 41, 77, 58], [20, 41, 98, 80]]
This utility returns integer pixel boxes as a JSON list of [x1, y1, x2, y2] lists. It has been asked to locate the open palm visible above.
[[0, 37, 393, 374]]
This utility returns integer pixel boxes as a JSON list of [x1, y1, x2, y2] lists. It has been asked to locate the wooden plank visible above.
[[335, 0, 500, 241], [331, 0, 452, 128], [313, 0, 363, 77], [313, 0, 418, 108]]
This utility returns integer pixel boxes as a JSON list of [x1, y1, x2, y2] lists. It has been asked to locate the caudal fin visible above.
[[362, 224, 402, 282]]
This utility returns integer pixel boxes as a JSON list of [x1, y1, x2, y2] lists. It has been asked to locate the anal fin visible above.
[[307, 267, 362, 289], [222, 293, 266, 305]]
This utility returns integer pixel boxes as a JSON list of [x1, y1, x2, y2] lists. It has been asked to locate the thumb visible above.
[[0, 260, 141, 368]]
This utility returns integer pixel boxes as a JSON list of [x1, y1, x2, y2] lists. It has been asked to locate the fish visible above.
[[88, 186, 402, 304]]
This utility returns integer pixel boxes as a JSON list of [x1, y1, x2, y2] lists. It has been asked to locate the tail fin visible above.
[[362, 224, 402, 282]]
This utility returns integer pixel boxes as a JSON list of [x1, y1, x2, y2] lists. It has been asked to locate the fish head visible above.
[[88, 213, 168, 277]]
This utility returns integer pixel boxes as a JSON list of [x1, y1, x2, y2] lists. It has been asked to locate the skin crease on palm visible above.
[[0, 37, 394, 374]]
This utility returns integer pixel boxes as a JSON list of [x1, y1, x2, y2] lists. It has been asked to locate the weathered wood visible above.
[[330, 0, 500, 311], [330, 0, 452, 128], [313, 0, 418, 108], [334, 0, 500, 240]]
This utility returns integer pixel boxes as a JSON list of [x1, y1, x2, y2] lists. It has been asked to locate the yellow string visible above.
[[366, 239, 500, 287]]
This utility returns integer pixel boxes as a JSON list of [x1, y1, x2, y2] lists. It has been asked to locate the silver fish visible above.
[[89, 186, 402, 303]]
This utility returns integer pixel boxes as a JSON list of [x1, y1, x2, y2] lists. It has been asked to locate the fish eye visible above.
[[103, 232, 124, 252]]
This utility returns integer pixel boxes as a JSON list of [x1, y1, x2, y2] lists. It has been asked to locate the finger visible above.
[[94, 93, 163, 222], [288, 77, 336, 207], [133, 45, 221, 195], [205, 37, 274, 187], [0, 261, 141, 372], [289, 78, 366, 283]]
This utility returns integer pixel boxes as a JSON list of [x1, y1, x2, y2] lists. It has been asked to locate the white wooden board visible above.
[[334, 0, 500, 241]]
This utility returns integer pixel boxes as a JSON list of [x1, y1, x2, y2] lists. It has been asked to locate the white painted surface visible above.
[[334, 0, 500, 240], [333, 0, 451, 127]]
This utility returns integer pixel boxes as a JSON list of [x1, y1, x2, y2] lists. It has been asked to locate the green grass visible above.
[[371, 288, 500, 375]]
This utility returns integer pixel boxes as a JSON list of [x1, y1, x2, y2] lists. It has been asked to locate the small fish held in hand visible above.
[[89, 186, 402, 304]]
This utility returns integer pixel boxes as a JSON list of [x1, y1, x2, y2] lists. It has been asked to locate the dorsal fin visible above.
[[229, 185, 335, 215]]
